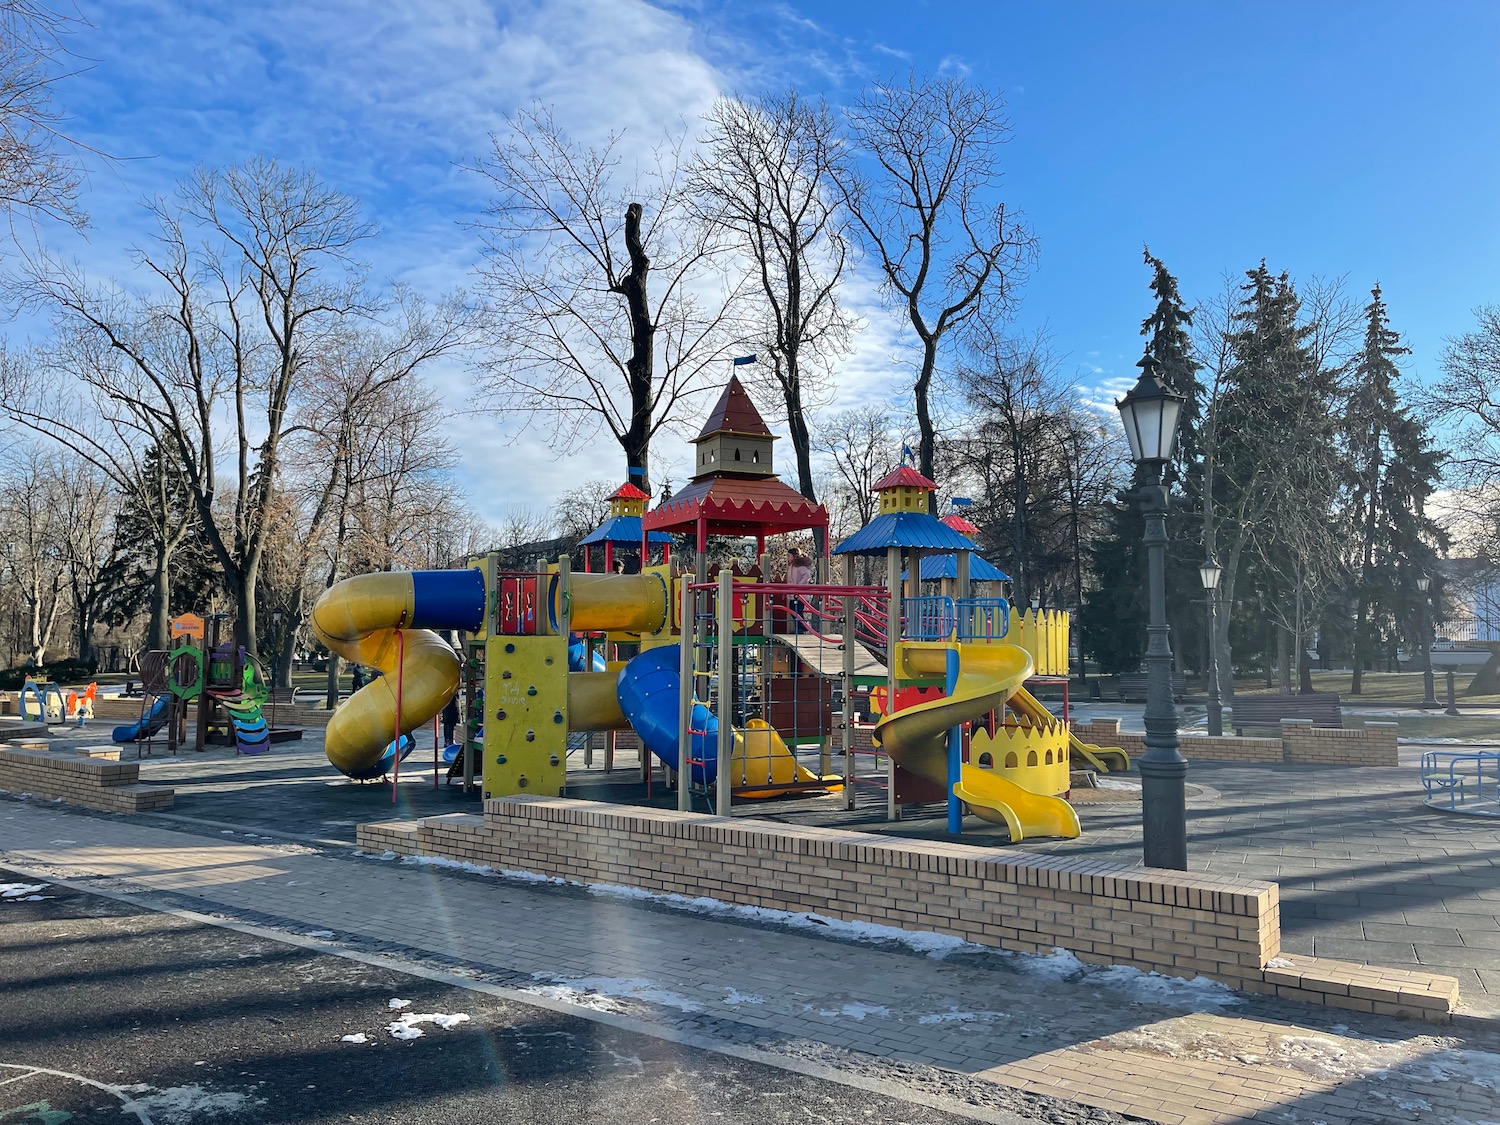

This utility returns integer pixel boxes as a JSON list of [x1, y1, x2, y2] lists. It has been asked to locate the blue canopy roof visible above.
[[578, 514, 673, 547], [902, 554, 1010, 582], [832, 512, 978, 556]]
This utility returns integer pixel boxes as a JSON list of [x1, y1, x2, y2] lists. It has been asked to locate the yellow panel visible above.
[[969, 724, 1071, 797], [482, 635, 569, 799]]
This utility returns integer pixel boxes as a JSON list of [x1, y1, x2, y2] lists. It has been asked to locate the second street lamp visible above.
[[1116, 353, 1189, 871], [1200, 557, 1223, 738], [1417, 575, 1437, 708]]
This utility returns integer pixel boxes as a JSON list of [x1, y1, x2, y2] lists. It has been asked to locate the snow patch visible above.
[[0, 883, 47, 899], [813, 1002, 889, 1021], [388, 998, 412, 1010], [340, 1033, 368, 1044], [1016, 948, 1241, 1009], [1265, 957, 1297, 968], [918, 1009, 982, 1025], [724, 988, 764, 1006], [117, 1083, 262, 1123], [385, 1011, 471, 1040], [1095, 777, 1140, 791], [529, 974, 702, 1013], [305, 930, 335, 939]]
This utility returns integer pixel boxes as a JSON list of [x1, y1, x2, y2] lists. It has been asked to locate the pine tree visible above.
[[1343, 284, 1447, 693], [1081, 251, 1202, 676], [1214, 263, 1339, 693]]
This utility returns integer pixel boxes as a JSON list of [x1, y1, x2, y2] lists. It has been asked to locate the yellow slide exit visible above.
[[874, 642, 1080, 842]]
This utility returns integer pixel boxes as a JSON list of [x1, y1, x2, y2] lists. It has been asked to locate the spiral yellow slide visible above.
[[874, 641, 1081, 842], [311, 569, 485, 780]]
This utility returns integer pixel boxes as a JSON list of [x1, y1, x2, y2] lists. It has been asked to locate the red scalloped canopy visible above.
[[643, 475, 827, 536], [872, 466, 937, 492]]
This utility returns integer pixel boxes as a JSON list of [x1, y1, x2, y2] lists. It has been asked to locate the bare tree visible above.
[[554, 478, 616, 541], [692, 91, 853, 543], [497, 508, 554, 550], [0, 1, 85, 234], [23, 158, 379, 657], [473, 106, 744, 491], [834, 74, 1034, 494], [0, 445, 68, 664], [812, 404, 895, 535]]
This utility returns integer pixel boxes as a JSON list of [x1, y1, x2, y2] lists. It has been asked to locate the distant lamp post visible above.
[[1417, 576, 1437, 708], [1116, 354, 1189, 871], [1200, 558, 1223, 738]]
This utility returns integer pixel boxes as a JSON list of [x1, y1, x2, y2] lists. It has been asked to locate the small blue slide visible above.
[[112, 696, 171, 744], [568, 634, 608, 672], [615, 644, 720, 784]]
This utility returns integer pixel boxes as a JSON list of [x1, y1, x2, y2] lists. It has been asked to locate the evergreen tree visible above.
[[1214, 263, 1340, 693], [1081, 251, 1202, 677], [1343, 284, 1447, 692]]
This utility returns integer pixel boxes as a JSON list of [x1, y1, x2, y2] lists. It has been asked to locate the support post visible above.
[[886, 545, 901, 822], [1137, 471, 1187, 870], [945, 647, 962, 835], [842, 593, 856, 811], [716, 568, 733, 817], [678, 576, 694, 813]]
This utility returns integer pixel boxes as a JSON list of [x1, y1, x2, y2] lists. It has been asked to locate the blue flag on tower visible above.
[[951, 497, 973, 507], [732, 354, 757, 365], [901, 444, 916, 465]]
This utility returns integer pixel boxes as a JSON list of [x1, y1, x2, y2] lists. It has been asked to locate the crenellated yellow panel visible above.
[[969, 723, 1071, 797]]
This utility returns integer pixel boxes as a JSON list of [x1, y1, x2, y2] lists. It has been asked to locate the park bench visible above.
[[1230, 692, 1342, 735], [1114, 672, 1186, 701]]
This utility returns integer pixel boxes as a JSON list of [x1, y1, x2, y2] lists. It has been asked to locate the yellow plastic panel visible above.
[[482, 635, 569, 799]]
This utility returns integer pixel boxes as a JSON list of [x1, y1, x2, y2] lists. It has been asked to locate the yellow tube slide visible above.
[[567, 669, 629, 731], [311, 572, 460, 780], [558, 571, 669, 634], [875, 642, 1080, 842], [1008, 685, 1131, 774]]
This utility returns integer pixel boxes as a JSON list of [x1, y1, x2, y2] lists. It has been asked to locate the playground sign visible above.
[[171, 613, 205, 639]]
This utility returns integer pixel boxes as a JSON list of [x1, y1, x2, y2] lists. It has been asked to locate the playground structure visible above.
[[16, 678, 95, 726], [112, 612, 301, 755], [311, 377, 1130, 842]]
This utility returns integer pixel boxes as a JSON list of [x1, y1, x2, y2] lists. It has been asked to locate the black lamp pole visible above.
[[1201, 558, 1223, 738], [1117, 355, 1189, 871], [1418, 576, 1437, 708]]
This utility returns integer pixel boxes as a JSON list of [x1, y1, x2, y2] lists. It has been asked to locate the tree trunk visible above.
[[781, 368, 823, 554], [914, 334, 938, 512], [1277, 624, 1292, 694], [614, 201, 655, 495], [325, 653, 341, 711], [234, 567, 259, 658], [147, 554, 172, 652]]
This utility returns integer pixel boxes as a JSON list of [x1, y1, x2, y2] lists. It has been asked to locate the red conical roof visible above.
[[941, 513, 979, 535], [609, 482, 649, 501], [871, 466, 937, 492], [696, 376, 774, 441]]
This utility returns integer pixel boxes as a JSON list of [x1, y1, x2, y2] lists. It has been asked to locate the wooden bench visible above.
[[1115, 672, 1186, 701], [1231, 693, 1342, 735]]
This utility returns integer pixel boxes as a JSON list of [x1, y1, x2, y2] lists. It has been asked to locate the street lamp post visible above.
[[1417, 576, 1437, 709], [1116, 354, 1189, 871], [1200, 558, 1223, 738]]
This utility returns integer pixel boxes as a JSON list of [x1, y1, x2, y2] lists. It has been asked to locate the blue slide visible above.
[[113, 696, 171, 743], [615, 645, 720, 784], [568, 634, 608, 673]]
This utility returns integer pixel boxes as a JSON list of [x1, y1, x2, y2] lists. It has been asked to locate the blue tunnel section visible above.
[[410, 569, 487, 631], [615, 644, 718, 784]]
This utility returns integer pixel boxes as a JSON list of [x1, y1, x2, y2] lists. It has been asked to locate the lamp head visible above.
[[1116, 353, 1186, 467]]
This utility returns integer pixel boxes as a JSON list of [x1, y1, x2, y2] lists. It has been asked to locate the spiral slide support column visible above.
[[311, 569, 485, 779]]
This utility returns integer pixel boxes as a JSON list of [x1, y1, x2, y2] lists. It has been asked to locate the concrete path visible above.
[[6, 797, 1500, 1125]]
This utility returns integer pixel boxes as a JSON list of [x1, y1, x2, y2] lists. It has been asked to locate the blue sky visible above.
[[31, 0, 1500, 519]]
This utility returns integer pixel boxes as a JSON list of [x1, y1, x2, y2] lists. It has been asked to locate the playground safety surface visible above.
[[9, 725, 1500, 1122]]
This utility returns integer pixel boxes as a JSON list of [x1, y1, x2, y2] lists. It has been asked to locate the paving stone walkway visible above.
[[6, 798, 1500, 1125]]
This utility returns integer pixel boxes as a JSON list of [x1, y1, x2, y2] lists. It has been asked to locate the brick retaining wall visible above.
[[1072, 717, 1396, 767], [0, 745, 174, 813], [359, 796, 1457, 1020]]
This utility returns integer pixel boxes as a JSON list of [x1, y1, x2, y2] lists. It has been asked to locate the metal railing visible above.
[[955, 597, 1012, 641]]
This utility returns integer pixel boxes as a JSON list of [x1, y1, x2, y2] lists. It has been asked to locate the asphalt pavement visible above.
[[0, 868, 1101, 1125]]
